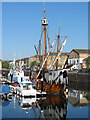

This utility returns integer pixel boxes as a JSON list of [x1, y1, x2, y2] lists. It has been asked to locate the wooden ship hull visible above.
[[35, 80, 67, 94], [34, 69, 68, 95]]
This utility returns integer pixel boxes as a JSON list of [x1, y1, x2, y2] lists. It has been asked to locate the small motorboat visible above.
[[16, 81, 37, 97]]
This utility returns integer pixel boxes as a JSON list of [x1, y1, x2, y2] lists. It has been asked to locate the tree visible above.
[[2, 61, 9, 69], [30, 61, 38, 68], [86, 57, 90, 68], [58, 63, 62, 68]]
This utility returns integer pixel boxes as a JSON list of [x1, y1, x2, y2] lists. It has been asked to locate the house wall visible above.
[[47, 54, 68, 68], [69, 51, 79, 59], [68, 50, 89, 69], [68, 58, 79, 65], [79, 53, 88, 58], [68, 51, 79, 66], [59, 55, 68, 67], [47, 55, 56, 66], [16, 61, 19, 68]]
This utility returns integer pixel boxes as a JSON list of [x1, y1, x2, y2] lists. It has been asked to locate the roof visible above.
[[29, 55, 43, 58], [16, 58, 28, 62], [73, 49, 89, 54], [49, 52, 69, 56], [83, 56, 90, 61]]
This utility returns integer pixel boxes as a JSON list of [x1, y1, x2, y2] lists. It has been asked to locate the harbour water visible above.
[[0, 82, 89, 119]]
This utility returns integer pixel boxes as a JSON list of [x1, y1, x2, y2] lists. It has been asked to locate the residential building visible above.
[[68, 49, 90, 69], [82, 56, 90, 68], [15, 58, 27, 68], [24, 58, 29, 68], [47, 52, 69, 68], [29, 55, 39, 64], [29, 55, 44, 66], [14, 52, 69, 69]]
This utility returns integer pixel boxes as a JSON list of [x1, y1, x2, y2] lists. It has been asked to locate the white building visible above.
[[68, 49, 89, 69]]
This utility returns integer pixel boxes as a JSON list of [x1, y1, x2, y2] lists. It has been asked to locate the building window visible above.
[[74, 60, 76, 65]]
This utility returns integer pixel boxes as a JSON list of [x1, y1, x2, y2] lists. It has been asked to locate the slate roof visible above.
[[49, 52, 69, 56], [73, 49, 89, 54]]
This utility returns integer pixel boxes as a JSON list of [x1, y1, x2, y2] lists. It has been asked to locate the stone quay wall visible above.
[[68, 72, 89, 83]]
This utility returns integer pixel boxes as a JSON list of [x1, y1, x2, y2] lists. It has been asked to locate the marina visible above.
[[1, 1, 69, 98], [0, 1, 89, 120], [0, 80, 89, 119]]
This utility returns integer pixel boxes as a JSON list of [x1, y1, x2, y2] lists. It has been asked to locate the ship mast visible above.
[[41, 0, 48, 72], [39, 40, 41, 67], [56, 23, 60, 71]]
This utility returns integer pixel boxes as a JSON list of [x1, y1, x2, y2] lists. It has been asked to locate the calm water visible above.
[[0, 84, 89, 119]]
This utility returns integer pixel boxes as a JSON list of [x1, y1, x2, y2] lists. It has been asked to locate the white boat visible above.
[[16, 81, 37, 97], [10, 80, 46, 97], [8, 56, 30, 83], [8, 68, 30, 83]]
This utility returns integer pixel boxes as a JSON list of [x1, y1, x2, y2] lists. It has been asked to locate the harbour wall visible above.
[[68, 72, 89, 91], [68, 72, 89, 83], [1, 69, 90, 84]]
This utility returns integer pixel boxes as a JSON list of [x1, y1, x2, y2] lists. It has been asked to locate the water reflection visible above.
[[38, 95, 67, 119], [68, 89, 89, 107], [1, 83, 90, 119], [18, 97, 36, 113], [0, 94, 12, 106], [12, 94, 68, 119]]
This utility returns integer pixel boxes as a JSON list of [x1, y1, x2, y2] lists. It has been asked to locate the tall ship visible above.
[[33, 2, 68, 95]]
